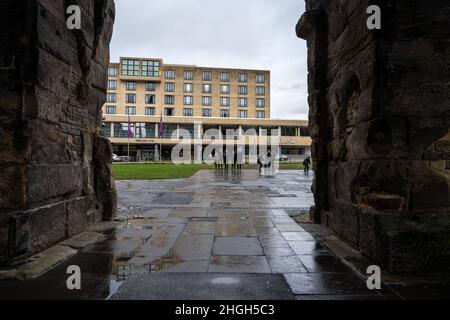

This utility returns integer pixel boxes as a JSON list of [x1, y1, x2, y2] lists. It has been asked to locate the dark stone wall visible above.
[[297, 0, 450, 272], [0, 0, 117, 265]]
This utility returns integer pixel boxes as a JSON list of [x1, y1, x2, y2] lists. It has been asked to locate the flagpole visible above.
[[159, 113, 164, 163], [128, 114, 131, 162]]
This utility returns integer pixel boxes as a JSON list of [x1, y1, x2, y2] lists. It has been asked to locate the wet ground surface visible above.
[[1, 170, 445, 300]]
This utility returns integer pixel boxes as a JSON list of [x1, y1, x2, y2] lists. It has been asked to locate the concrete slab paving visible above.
[[2, 170, 410, 300], [209, 256, 271, 273], [213, 237, 264, 256], [112, 273, 295, 300]]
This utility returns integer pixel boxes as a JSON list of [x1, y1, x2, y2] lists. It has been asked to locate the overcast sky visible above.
[[110, 0, 308, 120]]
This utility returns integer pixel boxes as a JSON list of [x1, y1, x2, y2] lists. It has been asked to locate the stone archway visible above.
[[0, 0, 117, 265], [297, 0, 450, 272]]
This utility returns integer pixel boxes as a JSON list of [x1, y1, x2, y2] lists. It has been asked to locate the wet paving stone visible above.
[[284, 273, 375, 296], [275, 224, 306, 232], [282, 232, 315, 242], [209, 256, 271, 273], [267, 255, 308, 273], [5, 170, 408, 300], [289, 241, 330, 255], [168, 208, 209, 218], [172, 233, 214, 260], [83, 239, 144, 256], [215, 222, 256, 237], [263, 246, 297, 257], [112, 229, 153, 241], [297, 255, 352, 273], [259, 235, 292, 248], [252, 218, 275, 228], [159, 260, 210, 273], [213, 237, 263, 256], [255, 227, 282, 236], [185, 221, 217, 235], [152, 192, 194, 205], [112, 273, 294, 300]]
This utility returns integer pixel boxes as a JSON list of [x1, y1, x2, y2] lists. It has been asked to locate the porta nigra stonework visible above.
[[0, 0, 449, 274], [0, 0, 117, 265], [297, 0, 450, 272]]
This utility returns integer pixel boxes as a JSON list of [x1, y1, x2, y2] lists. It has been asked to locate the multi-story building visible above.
[[102, 57, 311, 161]]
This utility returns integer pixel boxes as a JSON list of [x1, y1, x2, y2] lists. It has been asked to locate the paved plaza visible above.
[[0, 170, 408, 299]]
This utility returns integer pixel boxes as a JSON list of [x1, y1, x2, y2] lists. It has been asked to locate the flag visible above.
[[159, 113, 164, 138], [128, 114, 133, 138]]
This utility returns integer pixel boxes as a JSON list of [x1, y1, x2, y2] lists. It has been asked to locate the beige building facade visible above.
[[102, 57, 311, 161]]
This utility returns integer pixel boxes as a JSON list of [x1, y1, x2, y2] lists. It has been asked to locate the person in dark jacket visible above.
[[303, 157, 311, 173]]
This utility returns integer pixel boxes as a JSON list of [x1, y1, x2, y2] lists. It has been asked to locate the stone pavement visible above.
[[0, 170, 417, 299]]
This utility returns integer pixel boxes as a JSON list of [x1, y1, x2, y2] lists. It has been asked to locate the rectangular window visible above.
[[256, 98, 265, 108], [107, 93, 116, 103], [220, 85, 230, 94], [202, 96, 212, 106], [125, 106, 136, 115], [256, 86, 265, 95], [145, 107, 156, 116], [184, 70, 193, 80], [256, 74, 265, 83], [107, 80, 117, 90], [203, 71, 212, 81], [238, 86, 248, 95], [106, 106, 116, 115], [135, 123, 156, 138], [164, 69, 175, 79], [121, 59, 140, 76], [184, 96, 194, 105], [202, 109, 212, 117], [238, 73, 248, 83], [202, 84, 212, 94], [165, 108, 174, 116], [220, 109, 230, 118], [126, 81, 137, 91], [256, 111, 265, 118], [184, 83, 194, 93], [108, 67, 117, 77], [220, 97, 230, 107], [165, 95, 175, 105], [183, 108, 193, 117], [146, 82, 156, 92], [126, 93, 136, 104], [220, 72, 230, 82], [142, 60, 160, 77], [165, 82, 175, 92], [238, 98, 248, 107], [145, 94, 156, 104], [238, 110, 248, 118]]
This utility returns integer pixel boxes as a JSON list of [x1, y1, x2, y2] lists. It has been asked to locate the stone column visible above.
[[297, 0, 450, 272], [0, 0, 117, 264]]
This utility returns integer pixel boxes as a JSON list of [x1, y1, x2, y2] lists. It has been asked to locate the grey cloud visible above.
[[111, 0, 308, 119]]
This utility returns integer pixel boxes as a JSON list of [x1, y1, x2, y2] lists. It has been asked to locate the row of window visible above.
[[104, 106, 266, 118], [106, 93, 266, 107], [108, 64, 266, 83], [103, 123, 308, 140], [107, 80, 266, 96]]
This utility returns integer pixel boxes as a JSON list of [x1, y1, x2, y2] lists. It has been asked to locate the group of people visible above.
[[212, 149, 312, 175], [212, 149, 243, 172]]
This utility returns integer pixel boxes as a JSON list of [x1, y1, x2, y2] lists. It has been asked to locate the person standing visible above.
[[303, 156, 311, 173]]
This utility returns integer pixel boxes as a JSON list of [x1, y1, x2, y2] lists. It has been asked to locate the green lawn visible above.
[[112, 162, 305, 180]]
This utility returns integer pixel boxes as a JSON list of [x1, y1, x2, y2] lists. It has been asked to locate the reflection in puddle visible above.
[[112, 249, 181, 281]]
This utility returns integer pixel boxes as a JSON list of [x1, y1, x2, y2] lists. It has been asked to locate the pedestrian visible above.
[[303, 156, 311, 173]]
